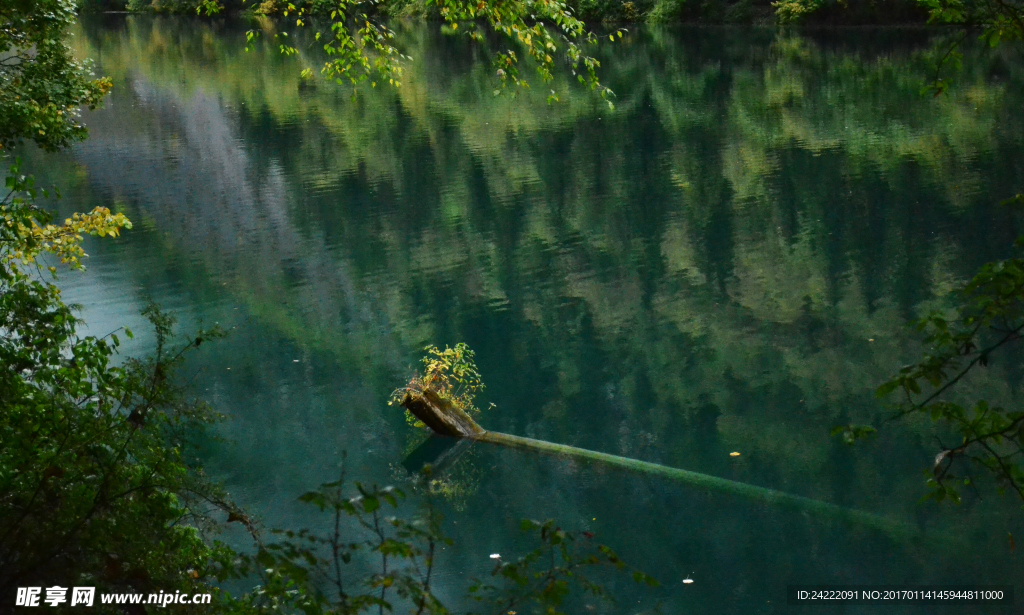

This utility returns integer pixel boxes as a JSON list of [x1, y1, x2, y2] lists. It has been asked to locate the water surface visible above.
[[31, 15, 1024, 612]]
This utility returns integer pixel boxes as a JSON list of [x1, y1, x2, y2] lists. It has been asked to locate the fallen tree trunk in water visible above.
[[400, 389, 484, 437], [399, 388, 947, 544]]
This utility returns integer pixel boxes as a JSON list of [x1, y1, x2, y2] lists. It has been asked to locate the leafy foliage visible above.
[[426, 0, 621, 103], [0, 159, 234, 600], [916, 0, 1023, 92], [771, 0, 822, 23], [848, 0, 1024, 509], [390, 343, 489, 427], [0, 0, 239, 604], [829, 423, 878, 446], [247, 0, 622, 105], [125, 0, 944, 24], [419, 343, 485, 413], [315, 0, 407, 88], [869, 198, 1024, 505], [921, 0, 1024, 45], [125, 0, 224, 12], [769, 0, 928, 23], [467, 519, 659, 615], [198, 0, 227, 14], [214, 469, 657, 614], [3, 158, 132, 272], [0, 0, 113, 152], [215, 469, 451, 614]]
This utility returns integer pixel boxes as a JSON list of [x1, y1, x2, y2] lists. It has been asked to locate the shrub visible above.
[[390, 343, 488, 428]]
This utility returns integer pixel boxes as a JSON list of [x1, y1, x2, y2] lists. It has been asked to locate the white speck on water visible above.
[[490, 553, 501, 559]]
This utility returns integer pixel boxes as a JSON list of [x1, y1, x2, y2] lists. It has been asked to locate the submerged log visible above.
[[400, 388, 484, 438], [398, 386, 949, 545]]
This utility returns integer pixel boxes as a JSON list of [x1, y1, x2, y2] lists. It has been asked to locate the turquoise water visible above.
[[30, 15, 1024, 612]]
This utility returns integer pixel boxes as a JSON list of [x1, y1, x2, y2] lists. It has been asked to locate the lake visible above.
[[29, 14, 1024, 613]]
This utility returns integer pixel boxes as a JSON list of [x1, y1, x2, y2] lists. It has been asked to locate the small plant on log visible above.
[[390, 343, 488, 429]]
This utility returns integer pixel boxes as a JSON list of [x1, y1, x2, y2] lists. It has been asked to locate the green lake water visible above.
[[27, 14, 1024, 613]]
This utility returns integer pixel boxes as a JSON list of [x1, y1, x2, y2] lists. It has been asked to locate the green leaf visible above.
[[362, 495, 379, 513], [875, 380, 899, 398], [520, 518, 540, 531]]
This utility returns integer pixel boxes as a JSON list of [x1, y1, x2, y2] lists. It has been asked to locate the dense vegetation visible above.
[[0, 0, 224, 604], [82, 0, 934, 25]]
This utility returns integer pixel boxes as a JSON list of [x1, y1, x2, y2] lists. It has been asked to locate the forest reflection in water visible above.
[[33, 14, 1024, 612]]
